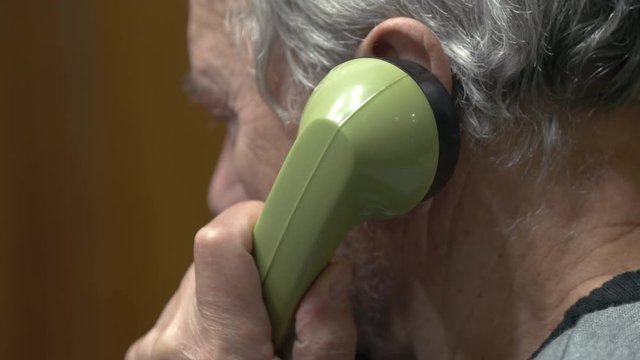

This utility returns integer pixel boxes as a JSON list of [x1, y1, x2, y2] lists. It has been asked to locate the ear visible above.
[[356, 17, 453, 94]]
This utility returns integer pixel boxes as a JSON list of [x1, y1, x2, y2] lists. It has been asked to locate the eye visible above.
[[207, 100, 236, 124], [184, 72, 236, 124]]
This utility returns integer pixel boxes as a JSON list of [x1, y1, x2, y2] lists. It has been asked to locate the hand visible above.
[[126, 201, 357, 360]]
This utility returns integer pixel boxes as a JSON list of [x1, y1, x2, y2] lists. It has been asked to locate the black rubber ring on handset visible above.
[[378, 57, 461, 199]]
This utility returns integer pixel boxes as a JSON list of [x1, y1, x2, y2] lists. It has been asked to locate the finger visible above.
[[125, 328, 158, 360], [192, 201, 273, 348], [291, 259, 357, 360], [194, 200, 264, 304], [126, 265, 196, 359], [153, 264, 195, 332]]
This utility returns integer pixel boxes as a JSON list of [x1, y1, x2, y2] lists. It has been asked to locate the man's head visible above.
[[187, 0, 640, 358], [188, 0, 640, 208]]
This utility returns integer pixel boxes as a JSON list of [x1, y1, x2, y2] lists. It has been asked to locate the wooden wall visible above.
[[1, 1, 224, 358]]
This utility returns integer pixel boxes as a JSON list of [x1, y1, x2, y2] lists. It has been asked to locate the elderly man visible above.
[[127, 0, 640, 359]]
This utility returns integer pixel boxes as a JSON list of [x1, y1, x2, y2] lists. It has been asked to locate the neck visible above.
[[346, 105, 640, 360], [418, 105, 640, 359]]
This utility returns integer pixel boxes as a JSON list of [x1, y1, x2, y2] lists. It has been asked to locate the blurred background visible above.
[[1, 1, 225, 359]]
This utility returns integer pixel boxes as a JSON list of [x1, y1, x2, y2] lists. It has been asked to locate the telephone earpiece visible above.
[[252, 57, 460, 354]]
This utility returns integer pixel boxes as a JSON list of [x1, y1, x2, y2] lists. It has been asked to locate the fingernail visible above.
[[328, 261, 352, 306]]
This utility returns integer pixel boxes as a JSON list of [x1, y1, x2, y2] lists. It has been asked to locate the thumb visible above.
[[291, 259, 357, 360]]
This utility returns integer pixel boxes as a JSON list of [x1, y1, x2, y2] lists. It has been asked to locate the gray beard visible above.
[[337, 221, 418, 360]]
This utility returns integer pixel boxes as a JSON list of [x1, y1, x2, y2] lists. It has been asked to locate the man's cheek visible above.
[[208, 145, 249, 214], [232, 139, 269, 202]]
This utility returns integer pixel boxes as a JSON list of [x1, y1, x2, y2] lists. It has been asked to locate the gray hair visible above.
[[234, 0, 640, 163]]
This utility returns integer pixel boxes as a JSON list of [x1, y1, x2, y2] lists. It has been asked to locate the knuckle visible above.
[[150, 329, 192, 360], [193, 223, 247, 261], [296, 299, 329, 331], [124, 343, 141, 360], [194, 226, 232, 256], [126, 330, 157, 360], [194, 226, 224, 249]]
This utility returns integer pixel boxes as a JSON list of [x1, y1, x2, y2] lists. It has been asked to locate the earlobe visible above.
[[356, 17, 453, 94]]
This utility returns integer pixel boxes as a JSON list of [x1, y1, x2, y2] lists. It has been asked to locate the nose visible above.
[[207, 136, 248, 215]]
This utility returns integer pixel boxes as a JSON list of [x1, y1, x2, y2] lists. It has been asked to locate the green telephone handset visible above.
[[252, 57, 460, 355]]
